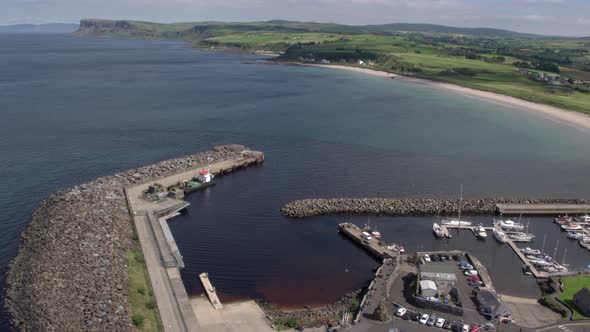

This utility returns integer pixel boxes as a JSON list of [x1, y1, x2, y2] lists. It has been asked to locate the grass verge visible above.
[[558, 276, 590, 320], [126, 237, 162, 331]]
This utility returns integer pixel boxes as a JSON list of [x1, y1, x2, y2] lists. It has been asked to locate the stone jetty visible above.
[[4, 145, 248, 331], [280, 197, 590, 218]]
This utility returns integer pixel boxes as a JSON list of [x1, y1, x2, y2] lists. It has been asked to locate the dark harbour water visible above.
[[2, 34, 590, 328]]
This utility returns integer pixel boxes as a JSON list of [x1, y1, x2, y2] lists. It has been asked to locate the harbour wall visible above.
[[4, 145, 248, 331], [280, 198, 590, 218]]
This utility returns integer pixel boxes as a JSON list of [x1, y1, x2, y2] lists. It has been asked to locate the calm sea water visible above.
[[2, 34, 590, 327]]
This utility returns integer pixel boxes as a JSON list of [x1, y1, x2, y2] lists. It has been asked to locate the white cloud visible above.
[[522, 14, 555, 22], [523, 0, 564, 3]]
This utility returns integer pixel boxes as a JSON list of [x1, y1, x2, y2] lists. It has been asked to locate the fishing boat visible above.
[[441, 219, 472, 227], [555, 215, 573, 224], [521, 247, 541, 255], [561, 223, 583, 231], [183, 169, 216, 193], [576, 214, 590, 222], [493, 227, 508, 243], [496, 219, 524, 231], [567, 231, 584, 240], [433, 223, 445, 238], [509, 232, 534, 242], [475, 224, 487, 238]]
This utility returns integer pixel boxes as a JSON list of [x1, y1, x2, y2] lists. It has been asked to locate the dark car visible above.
[[410, 312, 420, 321], [452, 254, 461, 261], [440, 255, 448, 261], [444, 254, 451, 260], [443, 321, 453, 330], [402, 312, 411, 320], [451, 322, 463, 332], [432, 255, 441, 262]]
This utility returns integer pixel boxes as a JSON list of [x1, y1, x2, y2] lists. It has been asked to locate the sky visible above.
[[2, 0, 590, 36]]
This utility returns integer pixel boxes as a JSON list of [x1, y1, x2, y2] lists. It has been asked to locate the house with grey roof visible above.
[[573, 287, 590, 316]]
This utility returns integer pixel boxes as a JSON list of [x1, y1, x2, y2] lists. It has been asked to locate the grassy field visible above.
[[126, 239, 162, 331], [559, 276, 590, 320], [77, 19, 590, 114]]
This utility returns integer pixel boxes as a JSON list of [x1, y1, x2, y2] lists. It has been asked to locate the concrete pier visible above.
[[125, 148, 271, 332], [338, 222, 398, 260], [497, 203, 590, 215]]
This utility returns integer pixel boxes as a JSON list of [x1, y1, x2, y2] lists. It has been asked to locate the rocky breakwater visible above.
[[281, 197, 590, 218], [5, 145, 247, 331]]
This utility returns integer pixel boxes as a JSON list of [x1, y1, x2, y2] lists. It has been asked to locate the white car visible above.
[[419, 314, 429, 324], [395, 307, 406, 317], [435, 317, 445, 328], [462, 324, 470, 332], [464, 270, 478, 276], [424, 254, 431, 262]]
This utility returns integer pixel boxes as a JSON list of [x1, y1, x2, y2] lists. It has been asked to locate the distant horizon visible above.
[[1, 19, 588, 38]]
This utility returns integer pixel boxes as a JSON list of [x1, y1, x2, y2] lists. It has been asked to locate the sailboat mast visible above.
[[563, 248, 567, 265], [458, 184, 463, 228], [554, 240, 559, 260]]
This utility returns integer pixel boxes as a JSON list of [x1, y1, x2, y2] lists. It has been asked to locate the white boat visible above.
[[441, 219, 472, 227], [567, 231, 584, 240], [433, 223, 445, 238], [576, 214, 590, 222], [521, 247, 541, 255], [561, 223, 583, 231], [509, 232, 535, 242], [371, 231, 381, 239], [493, 228, 508, 243], [530, 259, 552, 267], [497, 219, 524, 231], [473, 224, 486, 238]]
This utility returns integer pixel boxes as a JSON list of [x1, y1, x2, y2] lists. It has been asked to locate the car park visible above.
[[395, 307, 407, 317], [419, 314, 429, 324], [427, 315, 437, 326], [435, 317, 446, 328]]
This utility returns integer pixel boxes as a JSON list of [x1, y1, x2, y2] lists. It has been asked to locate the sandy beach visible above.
[[301, 63, 590, 132]]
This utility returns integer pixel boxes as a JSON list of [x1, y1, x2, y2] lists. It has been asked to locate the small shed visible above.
[[420, 280, 438, 298], [573, 287, 590, 316]]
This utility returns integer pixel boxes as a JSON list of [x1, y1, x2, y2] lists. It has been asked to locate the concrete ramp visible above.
[[199, 273, 223, 310]]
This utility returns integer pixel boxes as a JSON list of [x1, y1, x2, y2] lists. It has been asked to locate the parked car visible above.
[[402, 312, 411, 320], [395, 307, 407, 317], [468, 280, 483, 287], [470, 326, 480, 332], [427, 315, 437, 326], [464, 270, 478, 276], [451, 322, 462, 332], [443, 321, 453, 330], [388, 329, 400, 332], [452, 254, 461, 261], [432, 255, 441, 262], [467, 276, 480, 282], [419, 314, 430, 324], [460, 264, 474, 270], [462, 324, 470, 332], [410, 312, 420, 321], [424, 254, 431, 263], [436, 317, 446, 328]]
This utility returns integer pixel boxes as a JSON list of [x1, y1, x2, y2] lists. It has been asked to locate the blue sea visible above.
[[2, 34, 590, 328]]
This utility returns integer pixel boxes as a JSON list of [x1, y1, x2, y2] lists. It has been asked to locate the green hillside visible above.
[[75, 19, 590, 113]]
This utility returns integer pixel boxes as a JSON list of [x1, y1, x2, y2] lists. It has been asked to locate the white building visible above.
[[419, 280, 438, 298]]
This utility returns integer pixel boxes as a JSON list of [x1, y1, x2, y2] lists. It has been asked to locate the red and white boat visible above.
[[555, 215, 573, 224]]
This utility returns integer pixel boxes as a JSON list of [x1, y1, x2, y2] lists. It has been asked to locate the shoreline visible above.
[[297, 63, 590, 132]]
